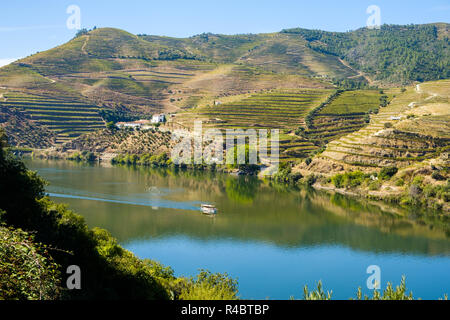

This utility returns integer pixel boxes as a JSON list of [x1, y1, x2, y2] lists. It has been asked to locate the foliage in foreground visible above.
[[0, 128, 238, 300], [301, 277, 447, 300], [0, 225, 61, 300], [179, 270, 239, 300]]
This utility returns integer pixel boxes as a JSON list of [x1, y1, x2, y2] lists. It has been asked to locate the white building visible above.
[[151, 114, 166, 123], [116, 119, 150, 129]]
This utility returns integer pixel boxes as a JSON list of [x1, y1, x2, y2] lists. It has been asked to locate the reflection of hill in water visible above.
[[29, 160, 450, 256]]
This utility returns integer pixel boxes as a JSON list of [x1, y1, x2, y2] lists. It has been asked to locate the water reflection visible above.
[[24, 159, 450, 299], [25, 159, 450, 256]]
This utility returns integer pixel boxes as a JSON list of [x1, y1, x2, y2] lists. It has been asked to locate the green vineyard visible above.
[[178, 89, 333, 161], [306, 90, 387, 143]]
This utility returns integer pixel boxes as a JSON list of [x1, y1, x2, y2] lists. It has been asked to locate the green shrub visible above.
[[272, 164, 303, 185], [303, 281, 332, 300], [379, 166, 398, 180], [369, 180, 382, 191], [331, 171, 365, 189], [400, 195, 414, 206], [0, 226, 61, 300], [423, 185, 437, 198], [380, 95, 389, 107], [106, 121, 116, 130], [409, 184, 422, 198], [331, 174, 344, 188], [355, 276, 413, 300], [179, 270, 239, 300], [432, 202, 443, 211], [412, 176, 424, 186], [431, 172, 445, 181], [68, 151, 96, 162], [305, 174, 317, 186]]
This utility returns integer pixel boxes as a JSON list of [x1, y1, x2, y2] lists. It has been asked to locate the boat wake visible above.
[[48, 193, 200, 211]]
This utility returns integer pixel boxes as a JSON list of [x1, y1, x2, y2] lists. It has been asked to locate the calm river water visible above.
[[25, 159, 450, 299]]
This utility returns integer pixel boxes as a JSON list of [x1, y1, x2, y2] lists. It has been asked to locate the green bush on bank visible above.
[[112, 152, 171, 167], [329, 166, 399, 190], [272, 163, 303, 185], [67, 150, 97, 162], [400, 178, 449, 210], [331, 171, 367, 189], [327, 164, 448, 212], [112, 150, 261, 175]]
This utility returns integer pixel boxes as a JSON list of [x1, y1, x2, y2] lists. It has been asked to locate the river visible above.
[[25, 159, 450, 299]]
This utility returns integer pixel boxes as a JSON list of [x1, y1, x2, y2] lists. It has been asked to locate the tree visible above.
[[379, 166, 398, 180], [106, 121, 116, 130], [75, 28, 89, 38]]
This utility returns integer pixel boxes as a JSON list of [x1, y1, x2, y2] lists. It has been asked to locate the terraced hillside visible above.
[[59, 128, 174, 156], [176, 88, 333, 161], [299, 80, 450, 174], [179, 89, 331, 129], [56, 59, 221, 113], [0, 28, 343, 114], [0, 90, 104, 144], [0, 105, 56, 148], [305, 90, 392, 143], [139, 32, 358, 78], [0, 25, 447, 150]]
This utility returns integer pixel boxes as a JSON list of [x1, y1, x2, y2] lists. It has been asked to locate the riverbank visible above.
[[23, 157, 450, 299], [307, 162, 450, 214], [1, 139, 240, 300], [30, 148, 261, 176], [28, 147, 450, 220]]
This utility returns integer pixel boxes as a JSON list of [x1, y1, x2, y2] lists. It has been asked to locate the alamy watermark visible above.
[[366, 5, 381, 29], [66, 5, 81, 30], [171, 121, 280, 175], [66, 265, 81, 289], [366, 265, 381, 290]]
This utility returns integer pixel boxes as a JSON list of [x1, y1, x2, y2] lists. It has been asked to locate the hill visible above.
[[282, 24, 450, 84], [300, 80, 450, 173], [0, 24, 448, 148], [0, 104, 56, 148], [295, 80, 450, 212]]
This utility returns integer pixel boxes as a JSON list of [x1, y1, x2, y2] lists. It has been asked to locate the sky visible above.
[[0, 0, 449, 66]]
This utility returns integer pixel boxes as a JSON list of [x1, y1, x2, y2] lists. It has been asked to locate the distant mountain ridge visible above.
[[282, 23, 449, 83]]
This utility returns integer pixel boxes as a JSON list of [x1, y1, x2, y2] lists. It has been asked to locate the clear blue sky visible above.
[[0, 0, 449, 65]]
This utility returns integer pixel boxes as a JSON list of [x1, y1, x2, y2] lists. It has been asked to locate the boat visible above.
[[200, 204, 217, 215]]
